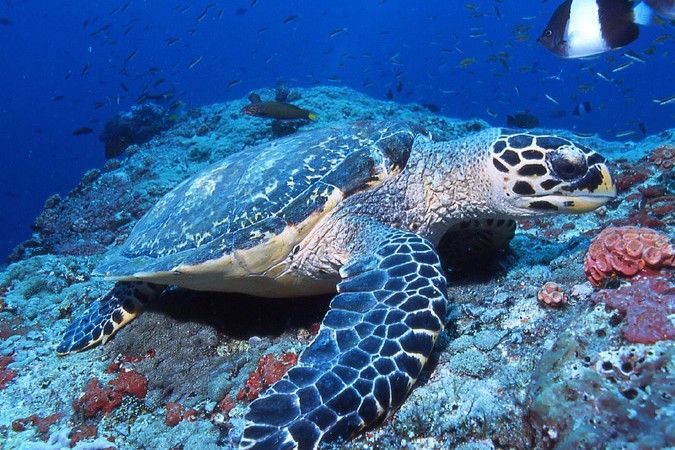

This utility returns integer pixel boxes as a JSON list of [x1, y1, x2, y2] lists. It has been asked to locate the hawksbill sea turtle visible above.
[[58, 120, 616, 449]]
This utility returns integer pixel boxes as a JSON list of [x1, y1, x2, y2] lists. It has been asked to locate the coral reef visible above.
[[10, 87, 488, 262], [10, 175, 154, 258], [584, 226, 675, 287], [614, 162, 650, 193], [648, 144, 674, 171], [0, 355, 17, 389], [593, 276, 675, 344], [537, 281, 567, 307], [99, 103, 175, 158], [609, 150, 675, 229], [528, 330, 674, 449], [236, 352, 298, 402], [73, 370, 148, 418], [0, 87, 673, 448]]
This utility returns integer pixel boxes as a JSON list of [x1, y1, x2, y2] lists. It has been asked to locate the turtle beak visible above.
[[517, 162, 616, 214], [562, 163, 616, 212]]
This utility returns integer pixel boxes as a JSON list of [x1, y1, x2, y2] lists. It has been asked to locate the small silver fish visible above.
[[545, 94, 560, 105], [653, 93, 675, 105], [188, 56, 203, 69], [615, 130, 637, 138], [595, 71, 614, 83], [612, 61, 634, 72], [623, 50, 646, 63]]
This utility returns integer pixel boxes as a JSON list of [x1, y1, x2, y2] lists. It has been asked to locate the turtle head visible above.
[[487, 131, 616, 216]]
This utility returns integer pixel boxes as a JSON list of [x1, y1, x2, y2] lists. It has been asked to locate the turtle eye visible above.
[[544, 29, 553, 37], [549, 151, 587, 181]]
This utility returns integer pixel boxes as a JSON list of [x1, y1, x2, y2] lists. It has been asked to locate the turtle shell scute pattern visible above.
[[99, 121, 422, 274]]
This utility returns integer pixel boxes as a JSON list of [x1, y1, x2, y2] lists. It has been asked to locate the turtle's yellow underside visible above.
[[113, 187, 346, 297]]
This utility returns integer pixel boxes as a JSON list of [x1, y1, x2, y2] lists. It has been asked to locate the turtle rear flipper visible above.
[[57, 282, 162, 355], [241, 224, 447, 449]]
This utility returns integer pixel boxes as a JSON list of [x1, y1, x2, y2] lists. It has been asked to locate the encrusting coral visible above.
[[73, 370, 148, 418], [0, 355, 17, 390], [593, 277, 674, 344], [584, 226, 674, 287], [648, 144, 675, 171], [236, 352, 298, 402], [537, 282, 567, 307]]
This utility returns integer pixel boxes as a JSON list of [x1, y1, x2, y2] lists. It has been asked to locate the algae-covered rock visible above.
[[100, 103, 175, 159], [528, 329, 675, 449]]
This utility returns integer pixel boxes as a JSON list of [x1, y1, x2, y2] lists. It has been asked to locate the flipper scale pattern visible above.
[[241, 227, 448, 449]]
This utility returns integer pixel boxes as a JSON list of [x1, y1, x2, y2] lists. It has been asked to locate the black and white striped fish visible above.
[[538, 0, 672, 58]]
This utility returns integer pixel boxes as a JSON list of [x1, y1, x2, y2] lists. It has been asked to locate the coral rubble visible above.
[[528, 331, 674, 449]]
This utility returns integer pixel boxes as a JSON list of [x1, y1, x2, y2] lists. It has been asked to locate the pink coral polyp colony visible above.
[[584, 226, 674, 287]]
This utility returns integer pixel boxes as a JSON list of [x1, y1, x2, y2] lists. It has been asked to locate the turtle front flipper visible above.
[[57, 281, 163, 355], [241, 226, 447, 449]]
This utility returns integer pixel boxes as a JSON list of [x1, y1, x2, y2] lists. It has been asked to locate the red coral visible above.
[[639, 184, 665, 199], [0, 355, 17, 390], [612, 210, 666, 230], [109, 369, 148, 399], [74, 379, 118, 418], [11, 413, 62, 441], [648, 196, 675, 217], [543, 228, 562, 239], [73, 370, 148, 418], [183, 407, 199, 422], [538, 282, 567, 307], [164, 402, 184, 427], [584, 226, 675, 287], [237, 352, 298, 402], [614, 169, 649, 193], [0, 317, 32, 340], [218, 394, 235, 417], [562, 222, 576, 231], [164, 402, 199, 427], [612, 190, 674, 230], [593, 277, 675, 344], [648, 145, 674, 171], [69, 423, 98, 446], [519, 219, 536, 231], [309, 322, 321, 336]]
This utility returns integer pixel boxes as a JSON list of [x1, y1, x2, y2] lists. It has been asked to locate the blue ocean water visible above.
[[0, 0, 672, 261]]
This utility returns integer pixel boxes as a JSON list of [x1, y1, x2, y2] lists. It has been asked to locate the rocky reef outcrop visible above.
[[0, 87, 672, 449]]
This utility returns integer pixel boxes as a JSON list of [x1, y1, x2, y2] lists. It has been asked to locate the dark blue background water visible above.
[[0, 0, 672, 261]]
